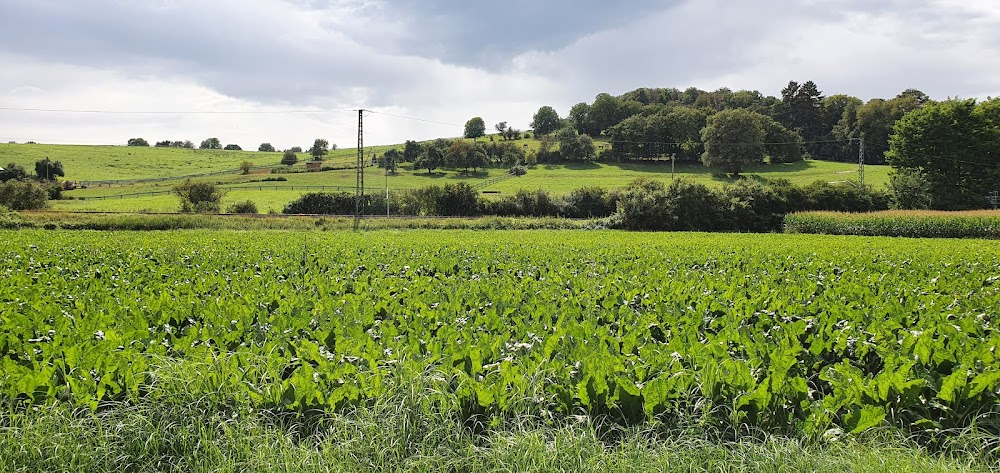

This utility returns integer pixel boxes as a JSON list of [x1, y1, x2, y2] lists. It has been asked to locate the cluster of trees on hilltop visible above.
[[126, 137, 335, 159], [525, 81, 927, 166], [519, 81, 996, 209]]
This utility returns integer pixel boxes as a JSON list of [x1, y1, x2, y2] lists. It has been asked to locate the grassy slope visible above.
[[2, 140, 891, 213]]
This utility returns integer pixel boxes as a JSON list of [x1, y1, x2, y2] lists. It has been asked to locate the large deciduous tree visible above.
[[127, 138, 149, 147], [464, 117, 486, 139], [556, 128, 596, 162], [258, 143, 276, 152], [886, 98, 1000, 210], [530, 106, 562, 135], [700, 109, 767, 177], [309, 139, 330, 160], [403, 140, 422, 162], [445, 140, 487, 172]]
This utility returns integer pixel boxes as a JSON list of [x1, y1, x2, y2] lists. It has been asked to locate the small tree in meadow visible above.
[[174, 179, 224, 213]]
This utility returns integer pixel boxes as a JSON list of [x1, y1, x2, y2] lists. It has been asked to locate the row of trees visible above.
[[127, 137, 336, 160]]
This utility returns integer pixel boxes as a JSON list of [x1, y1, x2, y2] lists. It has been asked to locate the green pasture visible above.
[[6, 141, 891, 213]]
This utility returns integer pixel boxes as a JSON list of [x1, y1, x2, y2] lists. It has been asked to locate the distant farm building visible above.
[[306, 161, 323, 171]]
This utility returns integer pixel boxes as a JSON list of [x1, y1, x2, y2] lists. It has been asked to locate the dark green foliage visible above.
[[608, 106, 707, 162], [486, 189, 562, 217], [484, 142, 526, 167], [283, 192, 355, 214], [799, 181, 890, 212], [308, 139, 330, 160], [258, 143, 276, 152], [561, 186, 616, 218], [494, 121, 520, 140], [0, 179, 48, 210], [887, 98, 1000, 210], [444, 141, 487, 172], [174, 179, 223, 213], [200, 138, 222, 150], [612, 178, 727, 231], [888, 169, 931, 210], [281, 150, 299, 166], [701, 109, 768, 177], [225, 200, 258, 214], [223, 144, 242, 151], [0, 162, 28, 182], [776, 81, 825, 156], [289, 146, 303, 153], [530, 106, 562, 135], [379, 149, 401, 173], [127, 137, 149, 147], [764, 121, 804, 163], [402, 140, 422, 162], [556, 128, 596, 162], [395, 183, 481, 216], [464, 117, 486, 139], [34, 157, 64, 180], [415, 139, 450, 174]]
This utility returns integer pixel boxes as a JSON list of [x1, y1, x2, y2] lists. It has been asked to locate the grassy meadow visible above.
[[0, 139, 891, 213]]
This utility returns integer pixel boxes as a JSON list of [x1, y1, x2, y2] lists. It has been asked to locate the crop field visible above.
[[3, 229, 999, 431]]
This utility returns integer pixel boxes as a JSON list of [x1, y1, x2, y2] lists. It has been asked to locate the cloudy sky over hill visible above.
[[1, 0, 998, 149]]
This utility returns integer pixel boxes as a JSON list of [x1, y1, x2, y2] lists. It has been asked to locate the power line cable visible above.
[[364, 110, 463, 128], [0, 106, 359, 115]]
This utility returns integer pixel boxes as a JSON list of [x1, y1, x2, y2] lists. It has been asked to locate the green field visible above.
[[1, 230, 997, 470], [1, 141, 890, 213]]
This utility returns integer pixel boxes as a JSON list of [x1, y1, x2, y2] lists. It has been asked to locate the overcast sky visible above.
[[1, 0, 999, 149]]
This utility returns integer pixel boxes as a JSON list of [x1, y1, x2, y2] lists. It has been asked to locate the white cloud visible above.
[[2, 0, 1000, 147]]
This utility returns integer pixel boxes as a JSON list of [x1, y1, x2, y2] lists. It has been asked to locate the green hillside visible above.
[[0, 140, 889, 213]]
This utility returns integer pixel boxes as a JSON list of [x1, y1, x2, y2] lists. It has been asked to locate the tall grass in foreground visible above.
[[785, 210, 1000, 238], [2, 403, 992, 472], [1, 358, 995, 473]]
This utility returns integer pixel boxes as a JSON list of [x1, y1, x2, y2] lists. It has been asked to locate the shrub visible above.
[[34, 158, 64, 180], [283, 192, 354, 214], [800, 181, 890, 212], [612, 178, 726, 231], [562, 186, 616, 218], [0, 163, 28, 182], [174, 179, 223, 213], [0, 180, 48, 210], [225, 200, 258, 214], [486, 189, 561, 217], [889, 169, 932, 210], [240, 161, 254, 175], [508, 165, 527, 176]]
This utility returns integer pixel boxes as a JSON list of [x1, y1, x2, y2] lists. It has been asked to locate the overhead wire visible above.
[[0, 106, 359, 115]]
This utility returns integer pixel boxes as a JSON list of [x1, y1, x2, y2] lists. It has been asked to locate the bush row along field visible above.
[[786, 210, 1000, 239], [3, 230, 998, 439]]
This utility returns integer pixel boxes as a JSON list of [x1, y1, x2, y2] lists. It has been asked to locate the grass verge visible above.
[[2, 210, 597, 231]]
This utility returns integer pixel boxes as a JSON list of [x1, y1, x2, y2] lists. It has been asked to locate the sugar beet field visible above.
[[2, 229, 1000, 470]]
